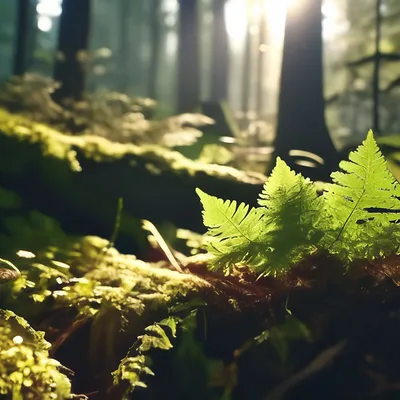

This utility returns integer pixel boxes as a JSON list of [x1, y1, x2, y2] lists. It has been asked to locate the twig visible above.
[[265, 340, 347, 400], [96, 197, 123, 266], [347, 52, 400, 67], [141, 219, 184, 273]]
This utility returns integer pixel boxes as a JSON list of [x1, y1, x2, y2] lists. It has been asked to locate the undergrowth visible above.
[[0, 310, 76, 400], [198, 131, 400, 276], [0, 74, 213, 148]]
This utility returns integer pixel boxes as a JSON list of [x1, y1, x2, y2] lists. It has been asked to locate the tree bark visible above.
[[53, 0, 91, 102], [210, 0, 229, 102], [273, 0, 338, 181], [177, 0, 200, 112], [116, 0, 133, 93], [13, 0, 35, 76], [148, 0, 161, 100], [127, 0, 147, 96], [372, 0, 382, 134]]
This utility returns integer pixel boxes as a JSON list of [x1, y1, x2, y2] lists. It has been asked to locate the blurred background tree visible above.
[[53, 0, 90, 102], [273, 0, 338, 180]]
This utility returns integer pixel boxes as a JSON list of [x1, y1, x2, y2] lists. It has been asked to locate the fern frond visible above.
[[323, 130, 400, 260], [256, 158, 325, 276], [196, 189, 266, 273], [197, 132, 400, 277]]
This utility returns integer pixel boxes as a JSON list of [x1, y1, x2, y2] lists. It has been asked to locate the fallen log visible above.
[[0, 108, 265, 255], [1, 206, 400, 399]]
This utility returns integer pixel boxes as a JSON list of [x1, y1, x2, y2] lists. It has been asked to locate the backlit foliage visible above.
[[198, 131, 400, 276]]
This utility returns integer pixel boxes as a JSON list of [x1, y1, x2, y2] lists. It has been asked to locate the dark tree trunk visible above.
[[148, 0, 161, 100], [13, 0, 35, 76], [177, 0, 200, 112], [53, 0, 91, 102], [210, 0, 229, 102], [273, 0, 338, 181], [126, 0, 146, 96], [117, 0, 133, 93], [372, 0, 382, 134]]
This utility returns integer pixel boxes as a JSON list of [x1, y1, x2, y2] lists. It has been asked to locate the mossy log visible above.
[[0, 190, 399, 399], [0, 233, 272, 399], [3, 231, 400, 399], [0, 108, 265, 254]]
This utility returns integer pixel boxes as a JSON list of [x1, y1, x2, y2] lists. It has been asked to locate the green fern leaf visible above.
[[196, 189, 266, 273], [197, 159, 325, 276], [197, 132, 400, 277], [256, 158, 325, 275], [323, 130, 400, 260]]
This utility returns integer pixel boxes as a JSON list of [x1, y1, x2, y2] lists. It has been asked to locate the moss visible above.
[[0, 107, 265, 241], [2, 231, 207, 321], [0, 164, 259, 398], [0, 310, 74, 400], [0, 185, 208, 323], [54, 236, 208, 318], [0, 108, 264, 183], [0, 214, 211, 397]]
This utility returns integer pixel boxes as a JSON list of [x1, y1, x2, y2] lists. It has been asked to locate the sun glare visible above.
[[225, 0, 247, 44], [36, 0, 62, 32], [37, 15, 52, 32], [224, 0, 296, 45], [265, 0, 291, 43], [36, 0, 62, 18]]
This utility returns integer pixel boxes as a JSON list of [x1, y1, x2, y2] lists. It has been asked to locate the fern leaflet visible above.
[[196, 189, 266, 273], [255, 158, 325, 275], [323, 130, 400, 259]]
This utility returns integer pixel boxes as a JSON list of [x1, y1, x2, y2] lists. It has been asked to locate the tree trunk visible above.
[[128, 0, 146, 96], [241, 26, 252, 117], [177, 0, 200, 112], [116, 0, 133, 93], [210, 0, 229, 102], [273, 0, 338, 181], [256, 11, 267, 117], [13, 0, 35, 76], [372, 0, 382, 134], [53, 0, 91, 102], [148, 0, 161, 100]]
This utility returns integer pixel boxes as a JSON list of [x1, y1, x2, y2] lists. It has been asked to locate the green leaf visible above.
[[323, 130, 400, 260], [256, 158, 325, 275], [113, 315, 191, 397], [196, 188, 266, 273], [158, 316, 181, 338], [138, 324, 174, 352], [112, 355, 154, 390], [196, 131, 400, 276], [197, 160, 325, 275]]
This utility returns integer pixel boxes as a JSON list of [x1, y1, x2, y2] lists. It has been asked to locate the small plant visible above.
[[0, 310, 77, 400], [197, 131, 400, 276]]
